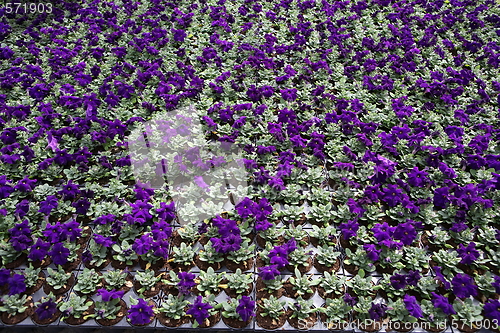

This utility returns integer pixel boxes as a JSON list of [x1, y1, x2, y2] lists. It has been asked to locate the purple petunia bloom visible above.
[[339, 220, 359, 240], [15, 199, 29, 218], [49, 243, 70, 265], [177, 271, 196, 295], [151, 220, 172, 241], [431, 292, 455, 315], [35, 297, 57, 320], [9, 219, 31, 237], [433, 187, 450, 208], [269, 245, 289, 268], [484, 299, 500, 322], [14, 176, 36, 192], [406, 271, 421, 286], [94, 234, 115, 248], [133, 234, 153, 255], [403, 294, 423, 318], [258, 265, 280, 281], [363, 244, 381, 261], [236, 296, 255, 322], [235, 197, 256, 219], [61, 220, 82, 242], [344, 293, 358, 306], [128, 298, 154, 325], [8, 274, 26, 295], [38, 195, 58, 215], [280, 88, 297, 101], [456, 242, 480, 265], [451, 274, 477, 298], [393, 222, 417, 246], [390, 273, 407, 290], [371, 222, 395, 242], [0, 269, 10, 287], [406, 167, 429, 187], [368, 303, 387, 321], [28, 238, 50, 262], [187, 296, 213, 325]]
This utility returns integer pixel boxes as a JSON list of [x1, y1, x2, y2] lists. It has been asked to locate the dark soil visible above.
[[110, 258, 138, 270], [319, 312, 350, 331], [317, 285, 345, 299], [157, 312, 189, 327], [167, 261, 195, 272], [195, 255, 222, 271], [256, 307, 286, 330], [138, 258, 166, 271], [43, 273, 75, 295], [222, 314, 252, 328], [256, 234, 285, 248], [29, 257, 52, 269], [84, 255, 111, 270], [191, 310, 221, 328], [1, 303, 32, 325], [4, 253, 27, 269]]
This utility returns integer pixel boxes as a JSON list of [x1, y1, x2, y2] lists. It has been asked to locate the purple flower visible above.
[[14, 176, 36, 192], [484, 299, 500, 322], [49, 243, 70, 265], [59, 180, 80, 201], [390, 273, 407, 290], [235, 197, 255, 219], [363, 244, 381, 261], [406, 271, 421, 286], [153, 239, 169, 259], [8, 274, 26, 295], [344, 293, 357, 306], [433, 266, 451, 290], [258, 265, 280, 281], [38, 195, 58, 215], [72, 198, 91, 215], [339, 220, 359, 240], [28, 238, 50, 262], [94, 234, 115, 248], [369, 303, 387, 321], [456, 242, 480, 265], [280, 88, 297, 101], [431, 292, 455, 315], [61, 220, 81, 242], [433, 187, 450, 208], [9, 219, 31, 237], [133, 234, 153, 255], [0, 269, 10, 286], [269, 245, 289, 268], [451, 274, 477, 298], [393, 222, 417, 246], [371, 222, 395, 242], [128, 298, 154, 325], [15, 199, 29, 218], [406, 167, 429, 187], [403, 295, 423, 318], [382, 185, 403, 207], [35, 297, 57, 320], [236, 296, 255, 322], [187, 296, 213, 325], [151, 220, 172, 240], [82, 250, 92, 263], [177, 271, 196, 295], [96, 288, 124, 302]]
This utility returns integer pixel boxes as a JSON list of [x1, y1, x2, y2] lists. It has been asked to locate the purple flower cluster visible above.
[[210, 215, 242, 253]]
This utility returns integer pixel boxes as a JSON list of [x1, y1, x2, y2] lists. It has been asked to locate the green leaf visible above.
[[358, 269, 365, 278]]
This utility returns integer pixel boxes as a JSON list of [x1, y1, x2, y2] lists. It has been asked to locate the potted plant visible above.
[[32, 293, 61, 325], [287, 296, 318, 330], [284, 267, 320, 299], [195, 267, 225, 296], [420, 297, 451, 333], [451, 298, 483, 333], [162, 271, 197, 296], [127, 296, 156, 326], [156, 294, 190, 327], [353, 297, 387, 332], [318, 272, 346, 299], [168, 242, 196, 271], [133, 270, 163, 297], [73, 267, 103, 296], [0, 293, 32, 325], [187, 294, 220, 328], [83, 238, 110, 270], [309, 225, 337, 247], [346, 275, 377, 300], [256, 225, 285, 248], [318, 297, 352, 331], [59, 292, 94, 325], [344, 247, 376, 276], [111, 240, 139, 269], [20, 264, 45, 295], [102, 269, 133, 293], [256, 265, 284, 298], [220, 295, 255, 328], [284, 225, 309, 247], [403, 246, 430, 274], [256, 295, 287, 330], [431, 249, 462, 279], [171, 222, 200, 246], [225, 239, 255, 271], [43, 266, 75, 295], [195, 240, 224, 271], [93, 289, 127, 326], [386, 296, 421, 333], [314, 245, 342, 273], [225, 268, 253, 297], [286, 246, 313, 273], [375, 273, 408, 300]]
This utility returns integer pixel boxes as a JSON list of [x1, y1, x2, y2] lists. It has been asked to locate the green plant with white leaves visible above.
[[112, 240, 138, 265], [198, 240, 224, 264], [21, 264, 42, 290], [452, 298, 484, 325], [103, 269, 130, 291], [156, 294, 190, 319], [0, 294, 29, 315], [46, 266, 72, 291], [319, 272, 346, 297], [344, 247, 376, 273], [287, 247, 311, 268], [74, 268, 102, 295], [289, 297, 317, 320], [171, 243, 196, 265], [288, 268, 320, 297], [309, 225, 336, 246], [226, 269, 253, 295], [197, 267, 225, 296], [134, 270, 162, 295], [431, 249, 462, 278], [318, 297, 351, 326], [258, 295, 286, 319], [226, 240, 255, 264], [315, 245, 341, 268], [346, 275, 375, 298], [59, 293, 93, 319]]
